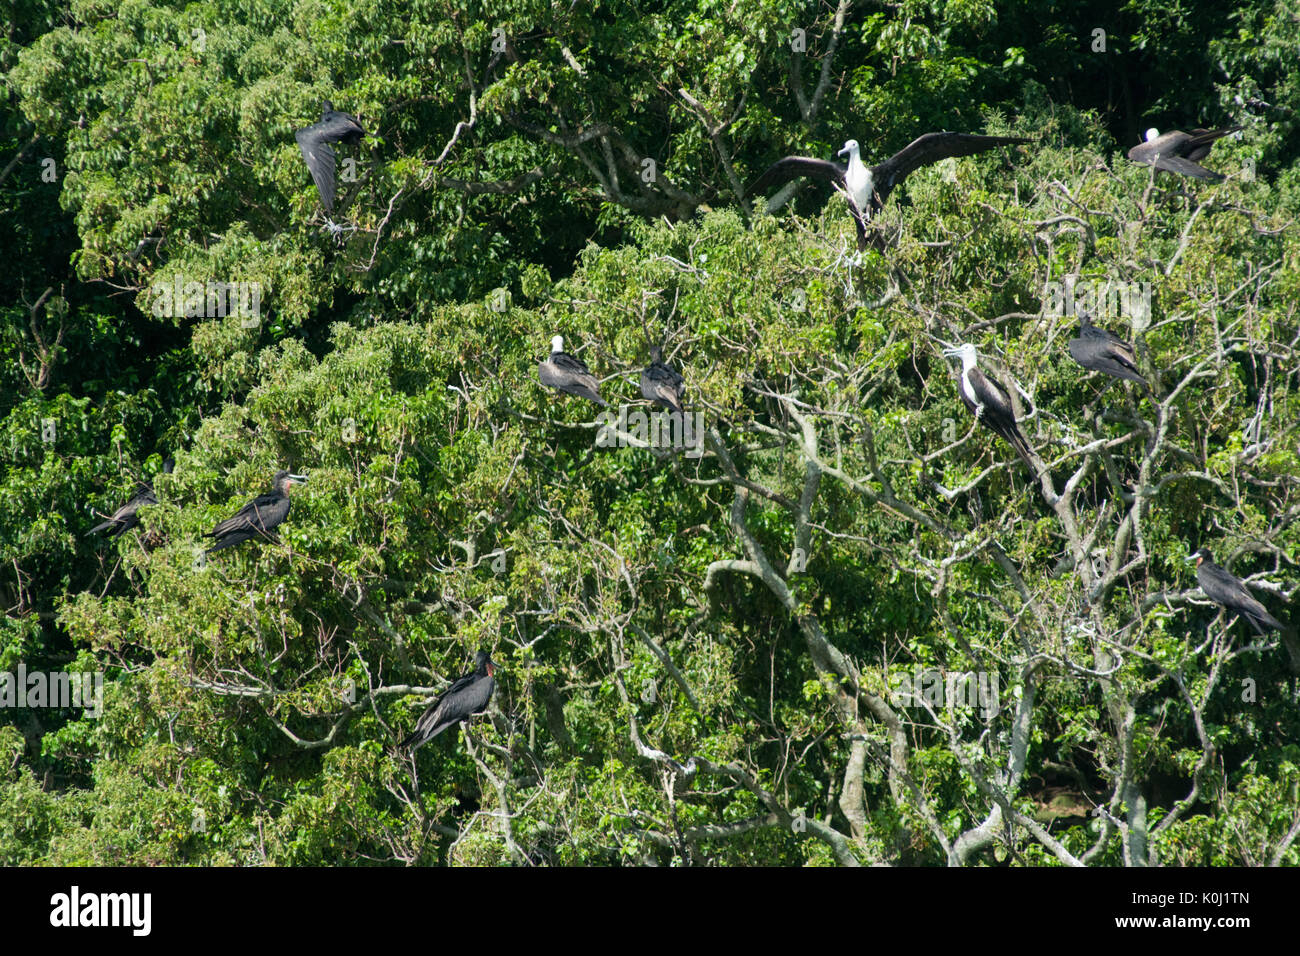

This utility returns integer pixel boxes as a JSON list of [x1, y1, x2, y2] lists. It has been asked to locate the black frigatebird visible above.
[[640, 345, 686, 414], [1186, 548, 1287, 634], [1067, 311, 1148, 388], [205, 470, 307, 554], [1127, 126, 1242, 181], [942, 343, 1036, 470], [538, 335, 608, 407], [87, 458, 174, 537], [749, 132, 1030, 247], [295, 100, 369, 217], [401, 650, 496, 751]]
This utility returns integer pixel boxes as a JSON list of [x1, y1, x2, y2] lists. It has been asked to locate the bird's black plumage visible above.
[[749, 132, 1030, 246], [205, 470, 307, 554], [401, 650, 496, 751], [1067, 311, 1148, 386], [640, 345, 686, 414], [1188, 548, 1286, 634], [944, 345, 1036, 471], [539, 335, 607, 407], [1127, 126, 1241, 181], [868, 132, 1031, 213], [295, 100, 368, 214], [87, 459, 174, 537]]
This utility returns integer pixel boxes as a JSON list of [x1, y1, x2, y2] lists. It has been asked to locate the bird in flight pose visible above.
[[749, 131, 1030, 247]]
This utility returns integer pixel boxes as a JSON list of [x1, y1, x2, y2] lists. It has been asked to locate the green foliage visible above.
[[1, 0, 1298, 866]]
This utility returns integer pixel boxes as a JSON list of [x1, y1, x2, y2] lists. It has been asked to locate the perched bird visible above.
[[1067, 311, 1148, 387], [640, 345, 686, 414], [749, 132, 1030, 246], [1127, 126, 1241, 181], [538, 334, 607, 407], [205, 470, 307, 554], [87, 459, 174, 537], [942, 343, 1036, 470], [401, 650, 496, 751], [295, 100, 368, 216], [1186, 548, 1287, 634]]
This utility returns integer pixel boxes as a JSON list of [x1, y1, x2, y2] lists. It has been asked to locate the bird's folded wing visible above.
[[296, 131, 338, 209], [1151, 154, 1222, 181]]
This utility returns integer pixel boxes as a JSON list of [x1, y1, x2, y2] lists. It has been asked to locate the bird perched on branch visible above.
[[1067, 311, 1149, 388], [538, 334, 607, 407], [401, 650, 497, 751], [1187, 548, 1287, 634], [1127, 125, 1241, 181], [942, 343, 1036, 471], [640, 345, 686, 415], [87, 459, 174, 537], [205, 470, 307, 554]]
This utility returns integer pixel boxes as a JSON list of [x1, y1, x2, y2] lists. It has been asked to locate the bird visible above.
[[1186, 548, 1287, 634], [749, 132, 1030, 246], [205, 470, 308, 554], [538, 334, 608, 407], [942, 343, 1036, 470], [401, 650, 496, 751], [295, 100, 368, 216], [640, 345, 686, 415], [1127, 126, 1241, 181], [86, 459, 174, 537], [1067, 311, 1148, 387]]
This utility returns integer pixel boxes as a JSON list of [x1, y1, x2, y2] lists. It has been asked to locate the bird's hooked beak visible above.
[[941, 346, 963, 358], [288, 473, 309, 488], [1184, 551, 1202, 566], [838, 143, 853, 159]]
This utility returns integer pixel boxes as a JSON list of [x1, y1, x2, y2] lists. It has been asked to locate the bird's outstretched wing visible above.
[[1184, 126, 1243, 158], [870, 132, 1030, 208], [1148, 153, 1222, 181], [748, 156, 847, 203]]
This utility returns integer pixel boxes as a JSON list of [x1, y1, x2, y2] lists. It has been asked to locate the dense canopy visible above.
[[2, 0, 1299, 867]]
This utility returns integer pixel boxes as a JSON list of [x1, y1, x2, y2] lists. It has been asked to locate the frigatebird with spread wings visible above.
[[749, 132, 1030, 246]]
